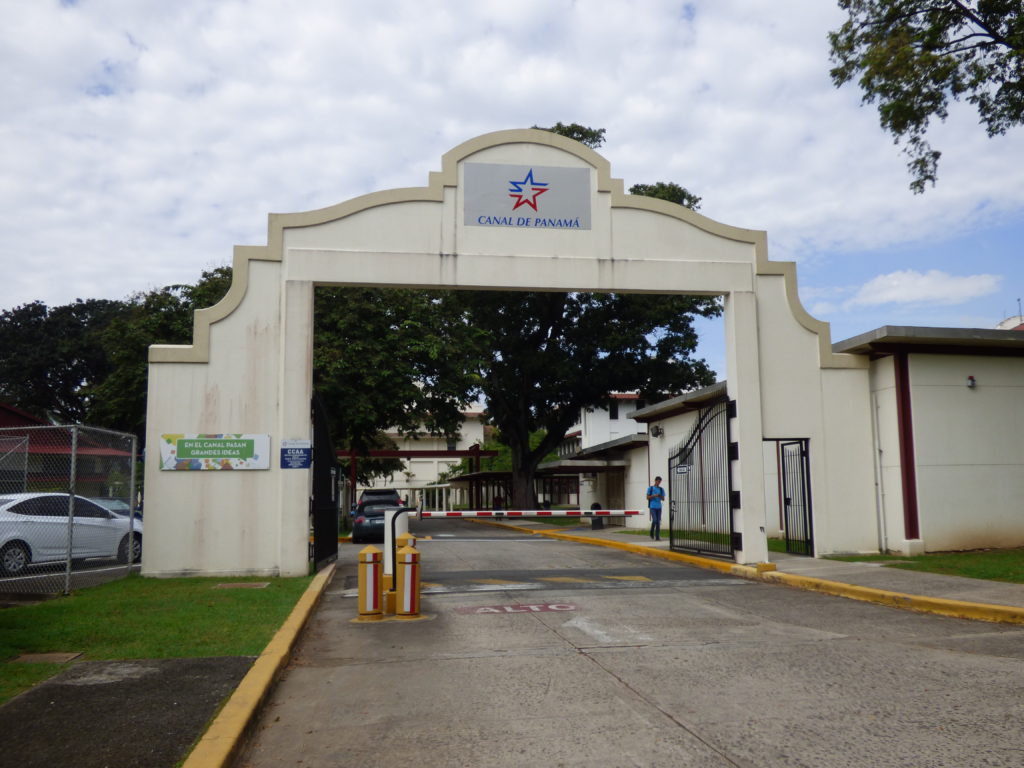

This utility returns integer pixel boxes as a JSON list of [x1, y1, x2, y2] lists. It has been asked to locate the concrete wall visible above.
[[144, 259, 303, 576], [869, 357, 905, 553], [909, 354, 1024, 551]]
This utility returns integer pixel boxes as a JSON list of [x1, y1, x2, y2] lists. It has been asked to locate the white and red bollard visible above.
[[395, 543, 421, 619]]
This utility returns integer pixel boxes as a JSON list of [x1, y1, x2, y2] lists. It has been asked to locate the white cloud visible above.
[[0, 0, 1022, 331], [844, 270, 1002, 309]]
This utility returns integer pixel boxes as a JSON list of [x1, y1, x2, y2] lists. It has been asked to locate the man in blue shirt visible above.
[[646, 476, 665, 541]]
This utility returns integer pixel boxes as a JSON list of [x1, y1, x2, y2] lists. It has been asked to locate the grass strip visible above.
[[0, 573, 312, 705], [827, 548, 1024, 584]]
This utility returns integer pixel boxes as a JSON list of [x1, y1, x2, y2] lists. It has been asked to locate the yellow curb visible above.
[[757, 570, 1024, 625], [181, 563, 336, 768], [468, 519, 1024, 625]]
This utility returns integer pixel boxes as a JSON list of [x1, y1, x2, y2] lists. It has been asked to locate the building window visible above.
[[608, 400, 619, 420]]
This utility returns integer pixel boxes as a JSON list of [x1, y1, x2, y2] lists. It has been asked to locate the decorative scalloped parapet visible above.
[[149, 128, 863, 370]]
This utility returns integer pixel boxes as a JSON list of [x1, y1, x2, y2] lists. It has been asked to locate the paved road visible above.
[[237, 520, 1024, 768]]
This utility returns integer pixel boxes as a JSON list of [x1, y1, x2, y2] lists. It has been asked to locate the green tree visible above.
[[457, 123, 719, 508], [629, 181, 703, 211], [0, 298, 130, 423], [829, 1, 1024, 192], [89, 267, 233, 439], [449, 291, 718, 509], [533, 122, 606, 148], [313, 287, 483, 483]]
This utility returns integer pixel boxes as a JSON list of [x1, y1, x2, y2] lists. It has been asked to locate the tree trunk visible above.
[[508, 437, 539, 510]]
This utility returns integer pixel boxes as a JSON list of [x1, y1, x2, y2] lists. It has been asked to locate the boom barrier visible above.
[[418, 509, 641, 518]]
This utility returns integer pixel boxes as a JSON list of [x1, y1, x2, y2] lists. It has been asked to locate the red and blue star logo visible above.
[[508, 168, 549, 211]]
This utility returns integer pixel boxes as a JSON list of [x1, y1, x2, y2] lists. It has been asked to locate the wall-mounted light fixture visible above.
[[650, 425, 664, 437], [966, 375, 977, 389]]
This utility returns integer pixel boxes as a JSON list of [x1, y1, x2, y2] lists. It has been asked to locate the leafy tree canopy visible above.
[[446, 290, 718, 508], [0, 298, 130, 423], [629, 181, 703, 211], [459, 122, 720, 508], [313, 287, 483, 481], [829, 0, 1024, 192], [533, 122, 606, 148], [88, 267, 233, 440]]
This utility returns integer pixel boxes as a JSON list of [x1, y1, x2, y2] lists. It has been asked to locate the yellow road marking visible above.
[[602, 575, 652, 582]]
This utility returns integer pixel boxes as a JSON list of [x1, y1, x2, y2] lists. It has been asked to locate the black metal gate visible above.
[[780, 439, 813, 555], [668, 398, 737, 558], [310, 392, 339, 570]]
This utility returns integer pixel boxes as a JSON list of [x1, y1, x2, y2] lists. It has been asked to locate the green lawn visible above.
[[825, 548, 1024, 584], [0, 573, 311, 705]]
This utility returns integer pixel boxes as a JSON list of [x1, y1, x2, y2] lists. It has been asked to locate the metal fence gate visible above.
[[0, 425, 138, 594], [780, 439, 814, 555], [668, 398, 737, 558], [311, 393, 339, 570]]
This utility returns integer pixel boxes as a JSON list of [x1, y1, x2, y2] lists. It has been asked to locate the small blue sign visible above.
[[280, 439, 312, 469]]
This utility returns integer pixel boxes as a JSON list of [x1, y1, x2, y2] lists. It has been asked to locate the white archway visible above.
[[144, 129, 875, 577]]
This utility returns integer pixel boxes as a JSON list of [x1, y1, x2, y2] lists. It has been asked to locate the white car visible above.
[[0, 492, 143, 577]]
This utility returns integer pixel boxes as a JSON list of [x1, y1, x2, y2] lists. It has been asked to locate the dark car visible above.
[[351, 504, 415, 544], [358, 488, 403, 506]]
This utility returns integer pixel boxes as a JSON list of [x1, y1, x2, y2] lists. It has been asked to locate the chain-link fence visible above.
[[0, 425, 139, 595]]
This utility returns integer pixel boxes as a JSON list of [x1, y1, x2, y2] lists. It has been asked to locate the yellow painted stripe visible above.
[[181, 564, 335, 768], [602, 575, 651, 582]]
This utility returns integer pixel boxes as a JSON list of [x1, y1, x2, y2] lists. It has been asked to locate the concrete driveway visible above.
[[236, 520, 1024, 768]]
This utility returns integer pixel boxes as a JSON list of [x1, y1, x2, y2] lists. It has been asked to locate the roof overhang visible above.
[[537, 458, 630, 474], [573, 432, 649, 459], [833, 326, 1024, 357], [630, 381, 728, 423]]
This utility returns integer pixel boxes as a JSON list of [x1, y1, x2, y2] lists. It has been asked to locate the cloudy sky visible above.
[[3, 0, 1022, 376]]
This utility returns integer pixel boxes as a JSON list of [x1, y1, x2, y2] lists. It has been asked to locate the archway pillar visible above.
[[278, 279, 315, 575], [724, 289, 769, 564]]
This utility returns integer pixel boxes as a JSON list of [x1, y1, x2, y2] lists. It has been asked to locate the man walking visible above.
[[646, 476, 666, 541]]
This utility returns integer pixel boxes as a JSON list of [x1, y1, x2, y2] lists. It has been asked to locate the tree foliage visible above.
[[533, 122, 606, 148], [453, 290, 718, 508], [88, 267, 233, 439], [829, 0, 1024, 192], [628, 181, 703, 211], [461, 122, 720, 508], [0, 299, 129, 423], [313, 287, 483, 483]]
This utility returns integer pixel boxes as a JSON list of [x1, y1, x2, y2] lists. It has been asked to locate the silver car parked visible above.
[[0, 492, 143, 577]]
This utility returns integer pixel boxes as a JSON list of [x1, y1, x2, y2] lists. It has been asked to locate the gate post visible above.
[[724, 290, 769, 564]]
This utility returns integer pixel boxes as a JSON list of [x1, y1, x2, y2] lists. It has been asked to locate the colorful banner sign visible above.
[[159, 434, 271, 471], [464, 163, 591, 230]]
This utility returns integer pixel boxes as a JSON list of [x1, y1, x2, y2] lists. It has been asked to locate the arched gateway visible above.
[[144, 129, 877, 577]]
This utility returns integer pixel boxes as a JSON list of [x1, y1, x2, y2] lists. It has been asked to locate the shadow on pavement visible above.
[[0, 656, 253, 768]]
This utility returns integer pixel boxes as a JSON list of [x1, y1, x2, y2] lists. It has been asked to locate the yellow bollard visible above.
[[355, 545, 383, 622], [396, 532, 416, 549], [394, 543, 421, 619]]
